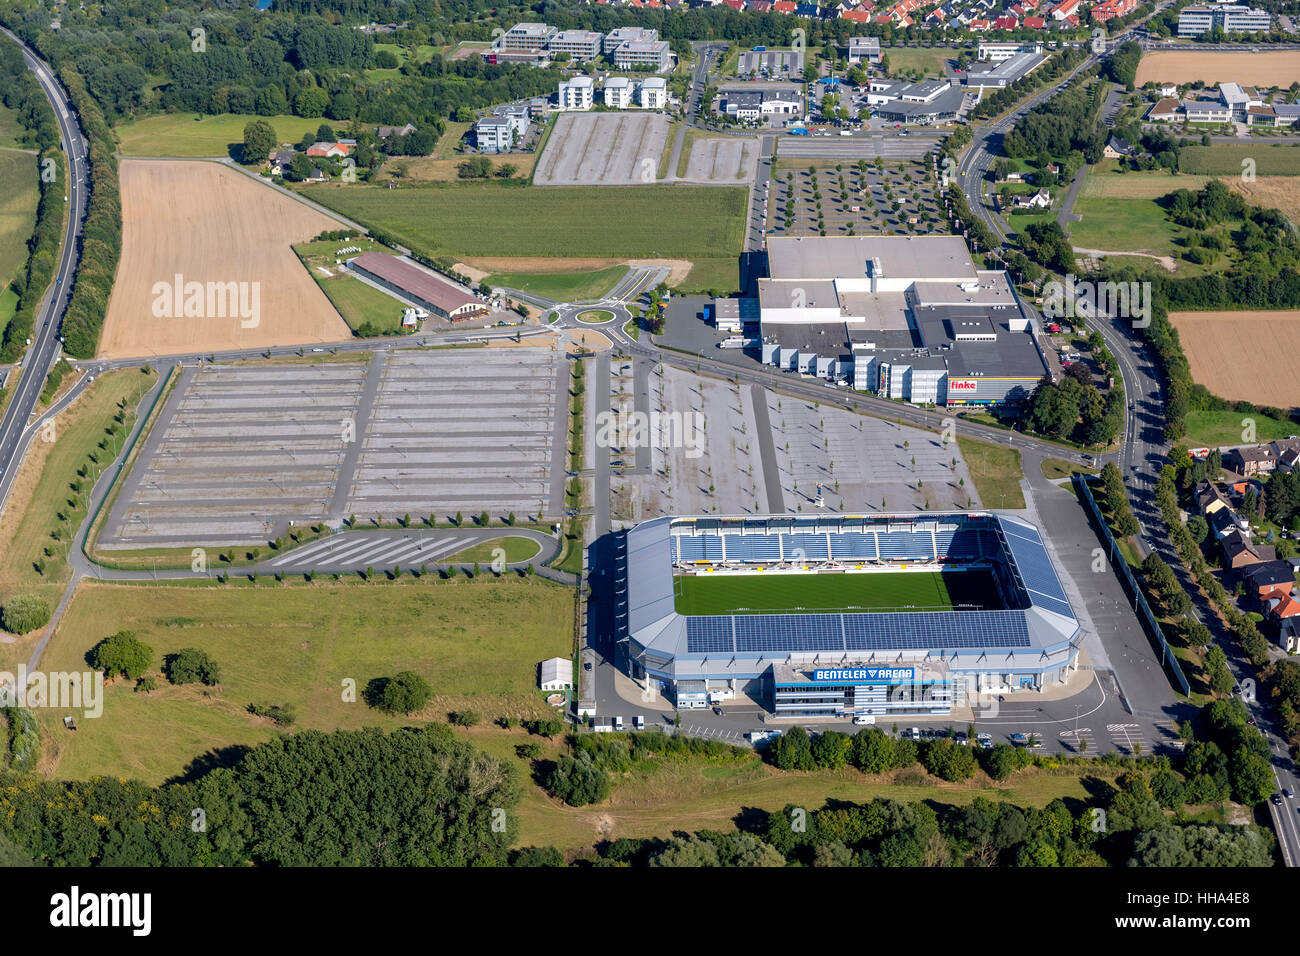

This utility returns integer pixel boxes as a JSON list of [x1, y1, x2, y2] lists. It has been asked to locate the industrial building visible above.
[[619, 513, 1083, 717], [962, 50, 1046, 89], [749, 235, 1048, 407], [346, 253, 487, 321]]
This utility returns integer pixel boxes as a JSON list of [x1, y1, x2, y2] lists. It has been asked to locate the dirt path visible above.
[[1073, 247, 1178, 273]]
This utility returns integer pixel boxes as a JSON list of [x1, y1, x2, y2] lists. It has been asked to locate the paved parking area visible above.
[[769, 159, 946, 238], [344, 350, 564, 522], [533, 113, 670, 186], [682, 137, 759, 184], [102, 348, 567, 548], [777, 133, 941, 161], [768, 394, 978, 513], [101, 363, 366, 548]]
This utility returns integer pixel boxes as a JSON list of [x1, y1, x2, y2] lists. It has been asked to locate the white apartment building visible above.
[[639, 76, 667, 109], [603, 76, 632, 108], [499, 22, 556, 51], [558, 76, 594, 111]]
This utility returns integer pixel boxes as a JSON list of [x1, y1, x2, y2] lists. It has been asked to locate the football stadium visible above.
[[619, 513, 1082, 719]]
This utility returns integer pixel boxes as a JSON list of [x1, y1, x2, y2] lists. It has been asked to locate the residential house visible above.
[[1226, 443, 1278, 477], [1240, 559, 1296, 601], [1222, 528, 1274, 569], [1015, 188, 1051, 209], [376, 123, 416, 139], [306, 141, 353, 158], [1103, 135, 1133, 159]]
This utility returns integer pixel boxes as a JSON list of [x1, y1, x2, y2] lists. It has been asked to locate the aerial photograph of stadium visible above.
[[0, 0, 1294, 927]]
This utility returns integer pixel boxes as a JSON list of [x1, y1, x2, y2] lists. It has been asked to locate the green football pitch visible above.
[[673, 569, 1001, 616]]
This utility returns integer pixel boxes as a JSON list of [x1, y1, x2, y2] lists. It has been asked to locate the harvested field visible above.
[[1223, 176, 1300, 222], [533, 112, 670, 186], [1081, 171, 1210, 199], [1135, 51, 1300, 86], [99, 160, 351, 359], [1170, 310, 1300, 408]]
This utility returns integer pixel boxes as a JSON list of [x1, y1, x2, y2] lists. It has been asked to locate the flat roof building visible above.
[[614, 39, 672, 72], [756, 236, 1047, 406], [603, 26, 659, 54], [550, 29, 603, 60], [498, 21, 556, 51]]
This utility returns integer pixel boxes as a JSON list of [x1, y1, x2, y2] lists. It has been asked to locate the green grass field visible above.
[[0, 105, 25, 149], [679, 258, 741, 295], [0, 149, 39, 293], [444, 535, 542, 564], [293, 240, 406, 333], [673, 569, 1001, 615], [883, 46, 952, 77], [0, 286, 17, 341], [1179, 143, 1300, 177], [1184, 409, 1297, 447], [485, 266, 626, 302], [114, 112, 332, 158], [36, 577, 573, 784], [1069, 196, 1185, 254], [298, 182, 748, 260], [956, 435, 1025, 510]]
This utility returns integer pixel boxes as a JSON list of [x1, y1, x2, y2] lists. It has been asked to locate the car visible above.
[[908, 727, 921, 740], [954, 732, 968, 746], [583, 661, 592, 670], [1248, 717, 1257, 726], [613, 715, 624, 731], [712, 705, 723, 716], [1285, 788, 1294, 799], [1010, 732, 1028, 743], [1272, 792, 1283, 806], [634, 715, 645, 730]]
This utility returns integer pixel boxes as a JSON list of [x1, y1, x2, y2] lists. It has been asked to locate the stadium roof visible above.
[[624, 514, 1080, 681]]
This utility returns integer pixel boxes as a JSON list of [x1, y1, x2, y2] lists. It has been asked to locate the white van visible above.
[[853, 715, 875, 726], [634, 715, 645, 730], [613, 715, 624, 731]]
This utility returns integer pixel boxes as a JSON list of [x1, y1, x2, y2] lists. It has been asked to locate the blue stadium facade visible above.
[[620, 513, 1082, 718]]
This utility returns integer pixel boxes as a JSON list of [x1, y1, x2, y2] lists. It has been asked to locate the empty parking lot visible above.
[[99, 348, 567, 548], [533, 112, 671, 186]]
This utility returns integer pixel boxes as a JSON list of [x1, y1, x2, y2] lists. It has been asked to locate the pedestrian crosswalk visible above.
[[264, 533, 467, 571]]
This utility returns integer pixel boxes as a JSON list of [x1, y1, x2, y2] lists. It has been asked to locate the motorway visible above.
[[0, 29, 88, 517]]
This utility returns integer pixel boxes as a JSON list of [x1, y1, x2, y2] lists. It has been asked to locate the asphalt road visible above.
[[0, 29, 89, 516]]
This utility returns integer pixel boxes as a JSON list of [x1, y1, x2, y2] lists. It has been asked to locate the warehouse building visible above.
[[753, 236, 1048, 407], [346, 253, 487, 321], [619, 513, 1083, 717]]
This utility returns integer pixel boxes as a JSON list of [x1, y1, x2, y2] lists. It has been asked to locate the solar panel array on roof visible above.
[[685, 610, 1033, 654], [999, 520, 1075, 619]]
